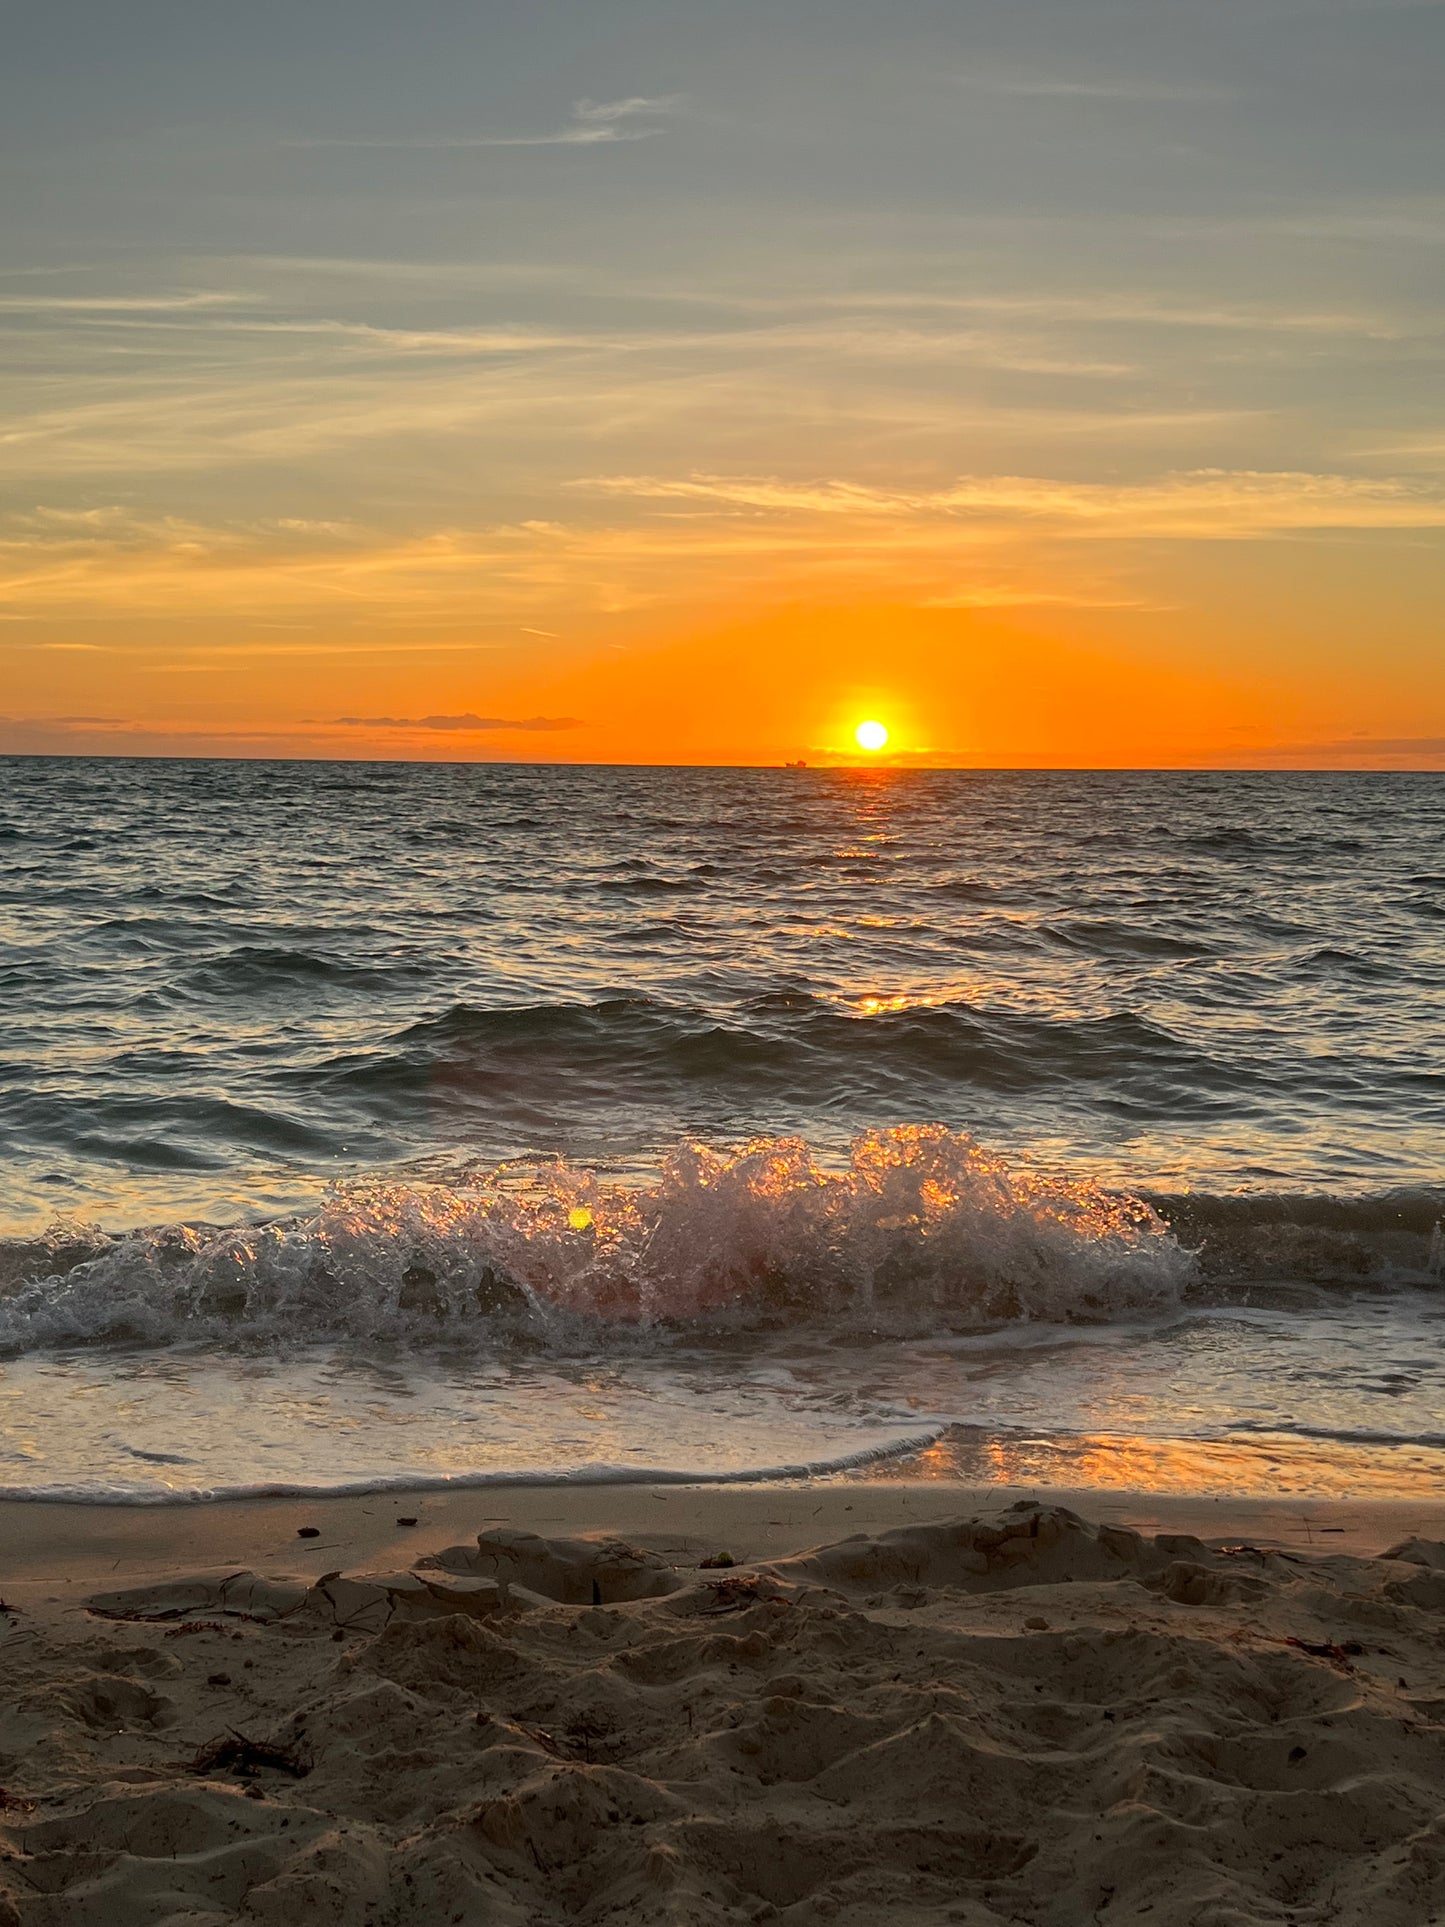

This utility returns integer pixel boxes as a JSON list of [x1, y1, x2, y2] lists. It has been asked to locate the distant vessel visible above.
[[783, 758, 808, 768]]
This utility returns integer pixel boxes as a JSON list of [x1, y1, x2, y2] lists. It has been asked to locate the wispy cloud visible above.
[[1216, 734, 1445, 767], [578, 468, 1445, 536], [334, 712, 581, 731], [216, 256, 575, 287], [955, 68, 1232, 103], [292, 95, 686, 151], [1132, 196, 1445, 249], [822, 289, 1394, 337], [1274, 735, 1445, 755], [4, 463, 1441, 635], [0, 500, 1120, 624], [3, 333, 1241, 483], [0, 712, 579, 759], [196, 318, 589, 356], [0, 292, 250, 313]]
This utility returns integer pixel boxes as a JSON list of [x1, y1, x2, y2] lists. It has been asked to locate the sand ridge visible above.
[[2, 1500, 1445, 1924]]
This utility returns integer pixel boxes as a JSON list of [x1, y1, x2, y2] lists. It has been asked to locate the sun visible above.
[[854, 719, 889, 752]]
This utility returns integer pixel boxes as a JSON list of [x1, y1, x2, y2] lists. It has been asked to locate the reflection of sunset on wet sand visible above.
[[888, 1430, 1445, 1502]]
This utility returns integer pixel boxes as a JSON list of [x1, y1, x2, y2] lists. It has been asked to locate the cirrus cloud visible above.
[[291, 95, 687, 151], [334, 712, 582, 731]]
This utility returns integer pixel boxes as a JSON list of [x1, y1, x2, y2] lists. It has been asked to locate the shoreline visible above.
[[6, 1476, 1443, 1600]]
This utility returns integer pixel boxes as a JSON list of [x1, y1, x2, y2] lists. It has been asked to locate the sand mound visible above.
[[2, 1501, 1444, 1924], [419, 1526, 683, 1604]]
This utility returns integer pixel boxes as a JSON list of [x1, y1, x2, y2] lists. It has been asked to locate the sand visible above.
[[3, 1482, 1445, 1925]]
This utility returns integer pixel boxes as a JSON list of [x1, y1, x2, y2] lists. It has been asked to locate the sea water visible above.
[[1, 760, 1441, 1500]]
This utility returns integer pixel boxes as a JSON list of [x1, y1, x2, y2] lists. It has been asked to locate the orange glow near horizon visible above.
[[2, 592, 1440, 769], [0, 611, 1262, 762], [516, 601, 1293, 769]]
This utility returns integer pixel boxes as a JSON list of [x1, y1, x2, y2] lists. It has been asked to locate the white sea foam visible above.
[[0, 1128, 1191, 1355], [0, 1436, 950, 1507]]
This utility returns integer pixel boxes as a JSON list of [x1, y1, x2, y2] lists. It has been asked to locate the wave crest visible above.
[[0, 1127, 1189, 1353]]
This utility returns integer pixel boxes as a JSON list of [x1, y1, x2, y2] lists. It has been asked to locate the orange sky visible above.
[[4, 2, 1444, 766], [4, 563, 1439, 767]]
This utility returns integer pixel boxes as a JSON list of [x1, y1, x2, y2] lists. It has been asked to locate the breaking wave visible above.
[[1145, 1186, 1445, 1285], [0, 1126, 1192, 1354]]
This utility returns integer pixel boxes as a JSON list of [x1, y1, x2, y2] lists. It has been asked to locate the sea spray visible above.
[[0, 1126, 1191, 1354]]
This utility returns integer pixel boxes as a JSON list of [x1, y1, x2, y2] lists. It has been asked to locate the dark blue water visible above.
[[1, 759, 1442, 1501]]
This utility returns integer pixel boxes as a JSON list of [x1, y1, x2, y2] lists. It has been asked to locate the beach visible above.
[[6, 0, 1445, 1900], [3, 766, 1443, 1924], [5, 1478, 1445, 1926]]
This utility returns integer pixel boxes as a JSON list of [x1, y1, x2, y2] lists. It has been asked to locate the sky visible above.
[[2, 0, 1443, 767]]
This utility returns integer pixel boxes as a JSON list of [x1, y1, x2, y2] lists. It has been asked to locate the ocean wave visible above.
[[2, 1089, 338, 1166], [1145, 1187, 1445, 1284], [180, 945, 425, 996], [311, 992, 1255, 1118], [1046, 919, 1214, 960], [0, 1126, 1190, 1354]]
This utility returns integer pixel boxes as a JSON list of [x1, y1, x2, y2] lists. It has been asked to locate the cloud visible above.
[[212, 256, 575, 291], [821, 289, 1393, 337], [0, 292, 249, 313], [0, 712, 583, 759], [1204, 734, 1445, 768], [4, 461, 1440, 636], [1258, 735, 1445, 757], [577, 468, 1445, 536], [292, 95, 685, 151], [334, 712, 582, 731], [197, 318, 588, 356], [1326, 737, 1445, 753], [0, 501, 1129, 624], [1136, 196, 1445, 249], [2, 283, 1315, 487], [955, 68, 1232, 102]]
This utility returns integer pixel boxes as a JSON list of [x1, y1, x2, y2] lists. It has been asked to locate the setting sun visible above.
[[854, 719, 889, 752]]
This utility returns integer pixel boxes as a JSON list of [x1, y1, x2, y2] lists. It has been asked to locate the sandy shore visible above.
[[7, 1478, 1445, 1595], [4, 1480, 1445, 1924]]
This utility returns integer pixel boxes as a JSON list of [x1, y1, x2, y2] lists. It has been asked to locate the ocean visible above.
[[1, 758, 1441, 1502]]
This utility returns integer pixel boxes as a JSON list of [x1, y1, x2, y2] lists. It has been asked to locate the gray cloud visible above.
[[292, 95, 685, 151], [1282, 737, 1445, 755], [956, 69, 1232, 102], [335, 713, 582, 732], [1213, 735, 1445, 765], [0, 292, 248, 313]]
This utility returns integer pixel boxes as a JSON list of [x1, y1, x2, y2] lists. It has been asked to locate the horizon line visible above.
[[1, 751, 1441, 775]]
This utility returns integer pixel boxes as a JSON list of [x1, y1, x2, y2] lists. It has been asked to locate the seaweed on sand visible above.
[[190, 1729, 312, 1779]]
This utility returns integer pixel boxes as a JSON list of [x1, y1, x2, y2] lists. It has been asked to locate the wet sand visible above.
[[4, 1477, 1444, 1596]]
